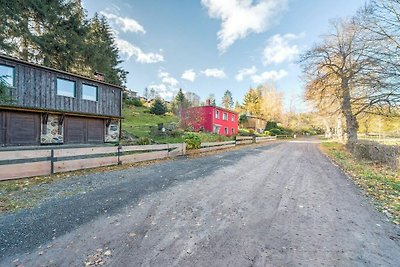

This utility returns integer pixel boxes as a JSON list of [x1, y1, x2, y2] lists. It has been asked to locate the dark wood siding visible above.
[[65, 116, 104, 144], [0, 111, 40, 146], [65, 116, 86, 144], [87, 118, 104, 143], [0, 57, 122, 117]]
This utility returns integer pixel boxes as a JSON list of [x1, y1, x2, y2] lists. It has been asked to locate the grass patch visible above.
[[122, 106, 179, 138], [320, 141, 400, 224], [122, 105, 234, 144]]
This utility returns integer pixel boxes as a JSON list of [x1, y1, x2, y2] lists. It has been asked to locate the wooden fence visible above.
[[0, 135, 281, 181], [0, 144, 186, 181], [255, 136, 277, 143], [187, 141, 236, 154], [236, 136, 254, 145]]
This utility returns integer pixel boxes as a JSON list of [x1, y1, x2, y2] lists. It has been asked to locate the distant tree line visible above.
[[0, 0, 127, 85]]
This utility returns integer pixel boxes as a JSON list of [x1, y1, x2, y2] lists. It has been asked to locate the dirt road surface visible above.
[[1, 140, 399, 266]]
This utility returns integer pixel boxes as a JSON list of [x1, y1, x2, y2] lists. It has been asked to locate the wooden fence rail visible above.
[[0, 134, 280, 181], [0, 143, 186, 181], [255, 136, 277, 143], [236, 136, 254, 145]]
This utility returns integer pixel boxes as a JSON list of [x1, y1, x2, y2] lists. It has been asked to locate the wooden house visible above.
[[0, 54, 122, 146]]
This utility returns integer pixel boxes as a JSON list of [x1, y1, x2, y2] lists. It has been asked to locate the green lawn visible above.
[[122, 105, 233, 144], [122, 106, 179, 138]]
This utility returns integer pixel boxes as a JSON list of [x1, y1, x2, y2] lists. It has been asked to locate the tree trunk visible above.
[[323, 118, 332, 139], [341, 79, 358, 142], [336, 116, 344, 143]]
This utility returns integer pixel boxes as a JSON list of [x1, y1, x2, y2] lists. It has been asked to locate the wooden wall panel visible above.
[[0, 57, 122, 117]]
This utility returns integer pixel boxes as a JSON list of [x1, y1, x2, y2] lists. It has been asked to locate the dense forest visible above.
[[0, 0, 127, 86]]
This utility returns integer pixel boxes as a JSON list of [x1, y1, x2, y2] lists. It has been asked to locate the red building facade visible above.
[[182, 105, 238, 136]]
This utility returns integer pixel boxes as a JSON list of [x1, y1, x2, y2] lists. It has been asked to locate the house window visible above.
[[57, 78, 76, 97], [232, 114, 235, 122], [215, 110, 220, 119], [223, 112, 228, 120], [213, 125, 221, 133], [232, 128, 234, 134], [0, 65, 15, 87], [82, 84, 98, 101], [224, 127, 228, 134]]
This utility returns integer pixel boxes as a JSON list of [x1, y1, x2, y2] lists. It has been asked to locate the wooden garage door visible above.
[[65, 116, 104, 144], [87, 118, 104, 143], [4, 111, 40, 146]]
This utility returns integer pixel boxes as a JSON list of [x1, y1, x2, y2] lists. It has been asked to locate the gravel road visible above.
[[1, 140, 399, 266]]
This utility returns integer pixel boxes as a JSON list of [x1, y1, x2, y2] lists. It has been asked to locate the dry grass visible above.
[[320, 141, 400, 224]]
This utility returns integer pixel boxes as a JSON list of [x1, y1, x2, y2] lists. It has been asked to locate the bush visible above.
[[265, 121, 278, 131], [269, 128, 282, 136], [168, 129, 184, 138], [183, 132, 201, 150], [238, 128, 252, 136], [123, 97, 143, 107], [136, 137, 152, 145], [150, 99, 167, 115], [264, 130, 270, 136]]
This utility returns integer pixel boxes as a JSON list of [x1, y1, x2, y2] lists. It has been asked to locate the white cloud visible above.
[[148, 84, 175, 99], [100, 11, 145, 34], [201, 0, 288, 52], [251, 70, 288, 84], [181, 69, 197, 82], [115, 38, 164, 63], [235, 66, 257, 81], [158, 70, 179, 87], [263, 33, 303, 65], [201, 68, 227, 79]]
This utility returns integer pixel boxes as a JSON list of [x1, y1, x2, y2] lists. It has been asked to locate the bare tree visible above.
[[301, 18, 399, 142]]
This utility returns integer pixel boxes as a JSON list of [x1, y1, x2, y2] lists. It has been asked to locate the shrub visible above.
[[123, 97, 143, 107], [136, 137, 152, 145], [265, 121, 278, 131], [183, 133, 201, 150], [269, 128, 282, 136], [264, 130, 270, 136], [168, 129, 184, 138], [150, 99, 167, 115]]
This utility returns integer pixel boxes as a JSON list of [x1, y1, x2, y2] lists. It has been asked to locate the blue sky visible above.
[[82, 0, 366, 110]]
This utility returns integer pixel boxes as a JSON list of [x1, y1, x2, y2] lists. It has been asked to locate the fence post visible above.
[[50, 149, 55, 174], [117, 145, 122, 165]]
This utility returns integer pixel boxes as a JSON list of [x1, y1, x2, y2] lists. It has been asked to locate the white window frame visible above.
[[215, 110, 220, 119], [224, 127, 228, 134], [232, 114, 235, 122], [223, 112, 228, 121]]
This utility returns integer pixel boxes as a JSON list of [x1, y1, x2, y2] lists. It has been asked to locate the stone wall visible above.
[[347, 140, 400, 170], [41, 114, 63, 144], [105, 119, 120, 143]]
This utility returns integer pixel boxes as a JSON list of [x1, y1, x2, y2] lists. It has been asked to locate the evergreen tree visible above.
[[150, 98, 167, 115], [222, 90, 234, 109], [0, 0, 127, 86]]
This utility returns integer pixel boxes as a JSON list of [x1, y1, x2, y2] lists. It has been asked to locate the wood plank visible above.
[[54, 156, 117, 173], [168, 143, 185, 157], [201, 141, 235, 148], [200, 144, 235, 152], [122, 144, 169, 152], [54, 146, 117, 157], [0, 150, 51, 161], [0, 161, 51, 181], [120, 151, 168, 164], [236, 140, 253, 145], [236, 136, 253, 141]]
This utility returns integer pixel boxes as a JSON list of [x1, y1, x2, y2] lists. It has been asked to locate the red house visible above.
[[182, 102, 238, 136]]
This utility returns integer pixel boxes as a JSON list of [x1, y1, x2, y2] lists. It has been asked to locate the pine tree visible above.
[[150, 98, 167, 115], [222, 90, 234, 109]]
